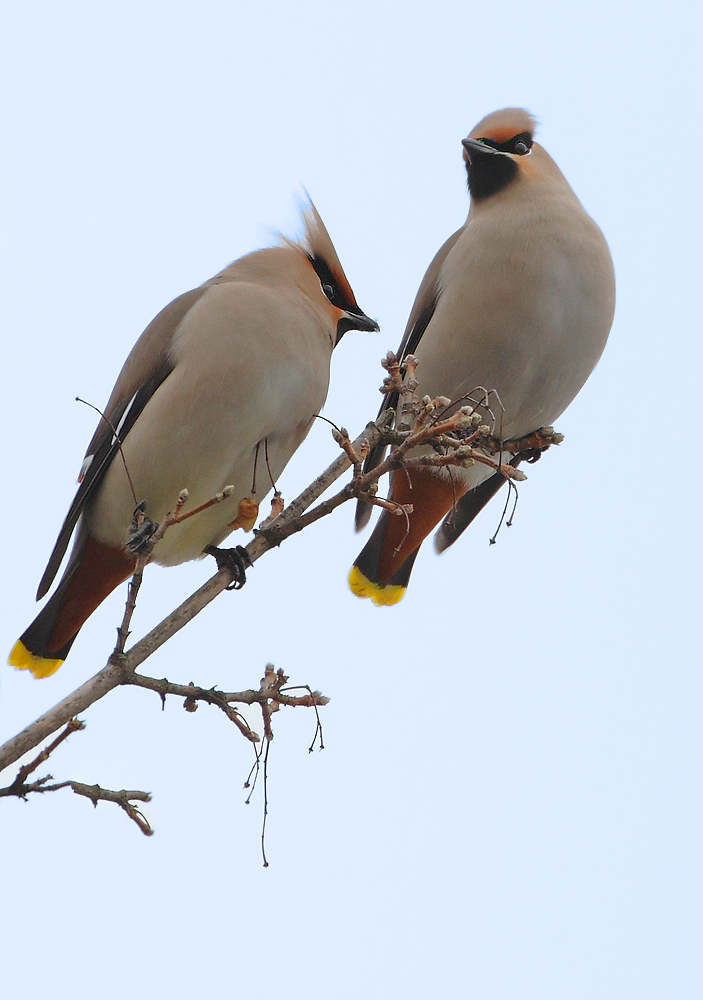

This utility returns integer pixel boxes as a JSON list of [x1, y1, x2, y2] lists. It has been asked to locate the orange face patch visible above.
[[470, 124, 524, 143]]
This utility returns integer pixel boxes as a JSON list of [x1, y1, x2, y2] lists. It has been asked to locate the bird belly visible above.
[[419, 233, 613, 441], [85, 327, 328, 565]]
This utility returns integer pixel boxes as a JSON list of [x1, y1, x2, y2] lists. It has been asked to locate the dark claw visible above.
[[204, 545, 252, 590], [128, 502, 158, 554]]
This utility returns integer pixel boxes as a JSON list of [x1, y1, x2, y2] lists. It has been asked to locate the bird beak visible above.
[[461, 137, 498, 159], [349, 309, 380, 333], [335, 308, 379, 345]]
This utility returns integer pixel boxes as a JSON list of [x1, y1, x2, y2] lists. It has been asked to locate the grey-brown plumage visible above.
[[11, 203, 378, 675], [350, 109, 615, 605]]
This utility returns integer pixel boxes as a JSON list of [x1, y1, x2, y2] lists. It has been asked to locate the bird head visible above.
[[296, 202, 379, 345], [461, 108, 538, 201]]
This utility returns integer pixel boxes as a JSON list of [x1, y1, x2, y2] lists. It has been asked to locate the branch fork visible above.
[[2, 351, 564, 841]]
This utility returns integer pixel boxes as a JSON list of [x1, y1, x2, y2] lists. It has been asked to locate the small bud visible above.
[[542, 426, 554, 435], [454, 447, 474, 467], [478, 424, 491, 435], [436, 396, 451, 409], [471, 413, 482, 426], [178, 489, 189, 502], [222, 485, 234, 498]]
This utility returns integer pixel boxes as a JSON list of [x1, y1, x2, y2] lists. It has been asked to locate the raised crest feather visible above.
[[280, 201, 360, 309]]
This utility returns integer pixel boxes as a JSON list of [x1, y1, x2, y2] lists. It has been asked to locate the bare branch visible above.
[[1, 659, 129, 774], [0, 716, 153, 835], [6, 718, 85, 788], [126, 666, 329, 746], [20, 780, 153, 836], [46, 782, 153, 836], [0, 420, 382, 774], [127, 671, 328, 712], [1, 357, 563, 781], [113, 565, 146, 657]]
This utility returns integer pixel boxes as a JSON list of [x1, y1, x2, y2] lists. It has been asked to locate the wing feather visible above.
[[36, 286, 207, 598], [355, 229, 462, 531]]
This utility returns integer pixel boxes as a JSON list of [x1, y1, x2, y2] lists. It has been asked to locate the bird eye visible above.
[[322, 282, 335, 301], [514, 140, 528, 155]]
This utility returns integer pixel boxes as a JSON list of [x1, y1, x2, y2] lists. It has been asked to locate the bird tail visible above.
[[348, 468, 463, 605], [348, 525, 420, 606], [9, 534, 136, 678]]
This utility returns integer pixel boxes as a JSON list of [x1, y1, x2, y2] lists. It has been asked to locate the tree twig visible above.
[[1, 375, 561, 778], [2, 717, 86, 788], [0, 419, 384, 775], [125, 666, 329, 745], [0, 716, 153, 835], [28, 780, 152, 836]]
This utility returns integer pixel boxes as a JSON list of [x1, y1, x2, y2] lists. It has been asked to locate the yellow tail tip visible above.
[[8, 639, 64, 679], [347, 565, 406, 606]]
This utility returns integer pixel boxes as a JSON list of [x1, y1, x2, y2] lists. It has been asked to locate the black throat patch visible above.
[[466, 149, 519, 201]]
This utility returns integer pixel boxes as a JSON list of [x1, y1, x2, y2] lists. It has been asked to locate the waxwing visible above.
[[11, 203, 378, 676], [350, 108, 615, 605]]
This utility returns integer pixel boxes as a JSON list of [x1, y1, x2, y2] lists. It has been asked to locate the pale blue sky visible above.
[[1, 2, 700, 998]]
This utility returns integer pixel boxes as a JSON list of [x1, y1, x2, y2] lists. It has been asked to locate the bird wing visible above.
[[355, 229, 462, 530], [433, 455, 525, 552], [36, 286, 207, 599]]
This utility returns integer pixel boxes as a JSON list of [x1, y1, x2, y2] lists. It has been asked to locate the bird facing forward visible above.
[[349, 108, 615, 605], [11, 203, 378, 677]]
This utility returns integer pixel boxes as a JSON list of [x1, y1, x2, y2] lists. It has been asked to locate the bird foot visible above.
[[127, 502, 159, 554], [204, 545, 252, 590]]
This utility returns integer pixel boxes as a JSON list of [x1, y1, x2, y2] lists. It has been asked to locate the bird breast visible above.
[[85, 279, 334, 565], [417, 196, 614, 441]]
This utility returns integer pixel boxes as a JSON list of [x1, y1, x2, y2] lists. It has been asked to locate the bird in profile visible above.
[[11, 203, 378, 677], [349, 108, 615, 606]]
